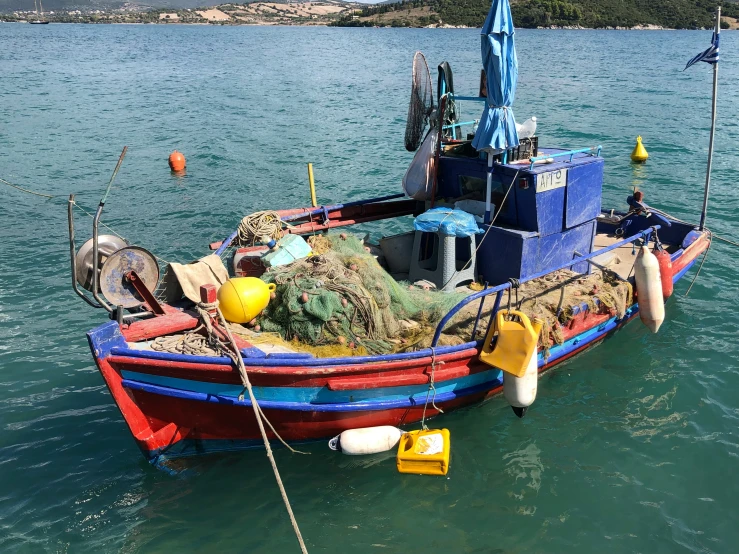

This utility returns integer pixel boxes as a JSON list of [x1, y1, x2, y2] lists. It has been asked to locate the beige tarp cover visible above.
[[162, 254, 230, 303]]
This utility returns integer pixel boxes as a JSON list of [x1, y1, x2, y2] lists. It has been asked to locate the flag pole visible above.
[[699, 6, 720, 230]]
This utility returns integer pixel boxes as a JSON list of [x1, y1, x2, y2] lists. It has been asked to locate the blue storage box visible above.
[[498, 151, 604, 237], [436, 154, 520, 227], [475, 219, 596, 286], [435, 148, 603, 236]]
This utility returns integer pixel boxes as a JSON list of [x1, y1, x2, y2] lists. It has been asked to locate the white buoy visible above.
[[503, 348, 539, 418], [634, 245, 665, 333], [328, 426, 403, 455]]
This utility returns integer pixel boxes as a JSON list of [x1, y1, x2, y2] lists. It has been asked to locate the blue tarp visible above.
[[471, 0, 519, 154], [414, 208, 482, 237]]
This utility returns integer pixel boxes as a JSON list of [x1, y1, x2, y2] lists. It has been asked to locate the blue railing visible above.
[[529, 146, 602, 170], [430, 226, 660, 347], [442, 120, 478, 130], [450, 95, 487, 102]]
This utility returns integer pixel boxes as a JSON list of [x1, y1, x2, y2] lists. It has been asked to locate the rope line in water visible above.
[[152, 302, 309, 552], [212, 303, 309, 554], [714, 234, 739, 249], [685, 230, 712, 297], [420, 348, 444, 431], [0, 176, 57, 199]]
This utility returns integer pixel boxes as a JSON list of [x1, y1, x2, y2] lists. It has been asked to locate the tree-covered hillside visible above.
[[332, 0, 738, 29]]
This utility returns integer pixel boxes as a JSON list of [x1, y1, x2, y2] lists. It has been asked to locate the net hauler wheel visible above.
[[75, 235, 128, 291], [99, 246, 160, 309]]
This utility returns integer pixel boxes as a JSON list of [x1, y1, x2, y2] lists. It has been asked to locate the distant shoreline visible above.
[[1, 18, 730, 31]]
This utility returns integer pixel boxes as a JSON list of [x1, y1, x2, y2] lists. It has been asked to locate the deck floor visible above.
[[592, 232, 675, 280]]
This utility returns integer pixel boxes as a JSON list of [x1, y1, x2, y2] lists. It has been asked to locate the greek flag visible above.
[[684, 32, 720, 70]]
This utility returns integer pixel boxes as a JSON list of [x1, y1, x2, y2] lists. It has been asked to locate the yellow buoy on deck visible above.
[[479, 310, 542, 377], [217, 277, 276, 324], [631, 136, 649, 163]]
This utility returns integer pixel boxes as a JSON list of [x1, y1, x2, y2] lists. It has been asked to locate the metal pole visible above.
[[484, 152, 493, 224], [68, 194, 102, 308], [92, 147, 127, 314], [92, 203, 113, 313], [699, 6, 720, 231]]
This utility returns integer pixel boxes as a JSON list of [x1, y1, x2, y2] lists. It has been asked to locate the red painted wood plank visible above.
[[326, 365, 470, 390], [123, 311, 200, 342]]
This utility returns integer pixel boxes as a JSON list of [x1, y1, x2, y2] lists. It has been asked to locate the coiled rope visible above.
[[153, 301, 309, 553], [237, 211, 284, 246]]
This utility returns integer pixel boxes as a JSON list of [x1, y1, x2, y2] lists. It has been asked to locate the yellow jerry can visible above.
[[479, 310, 542, 377], [396, 429, 450, 476]]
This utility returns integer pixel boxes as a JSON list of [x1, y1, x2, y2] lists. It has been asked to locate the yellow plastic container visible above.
[[396, 429, 450, 476], [479, 310, 542, 377], [217, 277, 276, 324]]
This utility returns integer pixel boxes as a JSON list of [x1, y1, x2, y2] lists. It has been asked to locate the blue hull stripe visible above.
[[120, 368, 501, 405], [122, 377, 501, 412]]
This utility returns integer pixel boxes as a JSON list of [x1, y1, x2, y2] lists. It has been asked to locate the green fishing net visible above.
[[257, 234, 466, 354]]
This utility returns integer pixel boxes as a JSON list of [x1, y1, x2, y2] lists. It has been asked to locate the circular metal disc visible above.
[[75, 235, 128, 291], [99, 246, 160, 308]]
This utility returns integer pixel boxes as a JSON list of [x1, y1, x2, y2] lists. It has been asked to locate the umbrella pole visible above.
[[484, 152, 493, 224]]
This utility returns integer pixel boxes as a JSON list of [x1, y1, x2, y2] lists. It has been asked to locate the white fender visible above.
[[503, 349, 538, 418], [328, 426, 403, 455], [634, 245, 664, 333]]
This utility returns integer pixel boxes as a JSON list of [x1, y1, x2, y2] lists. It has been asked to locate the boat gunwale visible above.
[[92, 226, 709, 376]]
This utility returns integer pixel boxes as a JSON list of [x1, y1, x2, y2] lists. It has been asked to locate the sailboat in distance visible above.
[[30, 0, 49, 23]]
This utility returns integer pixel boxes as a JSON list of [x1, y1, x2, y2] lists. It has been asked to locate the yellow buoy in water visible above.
[[631, 135, 649, 163], [217, 277, 276, 324]]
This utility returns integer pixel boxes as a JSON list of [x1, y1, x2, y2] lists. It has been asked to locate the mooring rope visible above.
[[420, 348, 444, 431], [153, 301, 308, 552], [210, 302, 309, 553], [0, 176, 57, 198], [684, 230, 713, 297]]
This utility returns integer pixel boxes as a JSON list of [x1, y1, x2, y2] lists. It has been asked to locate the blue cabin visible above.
[[430, 91, 604, 287]]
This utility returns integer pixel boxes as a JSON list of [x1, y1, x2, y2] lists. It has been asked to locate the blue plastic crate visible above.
[[475, 219, 596, 286]]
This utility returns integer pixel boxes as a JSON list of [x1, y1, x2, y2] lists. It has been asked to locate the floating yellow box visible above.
[[396, 429, 450, 476]]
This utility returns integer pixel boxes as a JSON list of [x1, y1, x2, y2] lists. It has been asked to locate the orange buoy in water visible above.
[[168, 150, 186, 172]]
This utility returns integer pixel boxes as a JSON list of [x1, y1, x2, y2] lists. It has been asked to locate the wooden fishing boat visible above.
[[73, 182, 709, 465], [68, 51, 712, 466]]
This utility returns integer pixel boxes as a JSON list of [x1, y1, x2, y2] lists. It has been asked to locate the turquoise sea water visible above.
[[1, 23, 739, 553]]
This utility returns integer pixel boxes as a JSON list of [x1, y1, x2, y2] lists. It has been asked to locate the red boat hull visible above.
[[88, 231, 709, 464]]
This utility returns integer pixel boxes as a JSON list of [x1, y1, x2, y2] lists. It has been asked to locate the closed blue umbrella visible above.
[[471, 0, 519, 223]]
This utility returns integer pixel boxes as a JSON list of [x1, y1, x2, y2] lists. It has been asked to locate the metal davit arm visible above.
[[430, 226, 661, 347], [68, 194, 102, 309], [92, 147, 128, 314], [91, 202, 113, 314]]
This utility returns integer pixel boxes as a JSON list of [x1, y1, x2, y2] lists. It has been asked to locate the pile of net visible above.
[[442, 268, 633, 358], [255, 234, 466, 354]]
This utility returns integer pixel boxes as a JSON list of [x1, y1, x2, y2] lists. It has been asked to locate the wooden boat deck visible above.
[[592, 232, 677, 281]]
